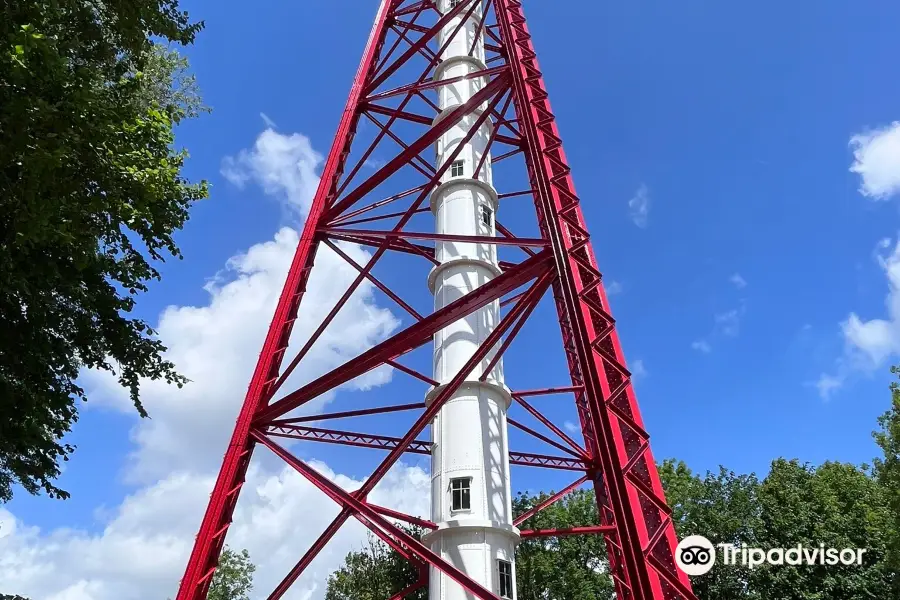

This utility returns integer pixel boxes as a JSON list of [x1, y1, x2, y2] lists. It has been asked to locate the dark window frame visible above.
[[481, 205, 493, 228], [450, 477, 471, 511], [498, 559, 513, 598]]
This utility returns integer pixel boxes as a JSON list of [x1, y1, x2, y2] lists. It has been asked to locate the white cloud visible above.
[[628, 184, 650, 228], [605, 280, 623, 295], [563, 421, 579, 434], [841, 238, 900, 365], [849, 122, 900, 200], [818, 237, 900, 397], [363, 158, 386, 170], [729, 273, 747, 289], [221, 128, 323, 215], [630, 359, 647, 380], [813, 373, 845, 401], [691, 340, 712, 353], [82, 229, 399, 482], [715, 308, 742, 337], [260, 112, 277, 128], [0, 462, 429, 600], [0, 128, 416, 600]]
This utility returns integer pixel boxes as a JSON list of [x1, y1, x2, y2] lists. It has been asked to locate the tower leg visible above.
[[495, 1, 694, 598], [173, 1, 396, 597]]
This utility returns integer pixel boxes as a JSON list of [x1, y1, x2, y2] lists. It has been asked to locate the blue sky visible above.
[[2, 1, 900, 599]]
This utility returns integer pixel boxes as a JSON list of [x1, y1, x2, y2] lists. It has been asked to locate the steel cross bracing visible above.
[[175, 1, 696, 599]]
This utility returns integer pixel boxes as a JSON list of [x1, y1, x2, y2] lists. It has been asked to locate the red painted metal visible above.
[[520, 525, 617, 539], [175, 1, 695, 599], [264, 424, 587, 472], [513, 475, 589, 527], [495, 1, 693, 597]]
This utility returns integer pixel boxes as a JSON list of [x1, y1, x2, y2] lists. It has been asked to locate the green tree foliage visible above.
[[323, 496, 615, 600], [659, 461, 762, 599], [751, 460, 891, 600], [0, 0, 208, 502], [513, 489, 614, 600], [326, 527, 427, 600], [0, 594, 31, 600], [661, 458, 892, 600], [326, 458, 892, 600], [207, 547, 257, 600], [873, 365, 900, 593]]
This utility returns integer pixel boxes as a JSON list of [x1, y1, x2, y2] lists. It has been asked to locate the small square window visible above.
[[450, 478, 470, 511], [481, 205, 493, 228], [448, 0, 463, 9], [498, 560, 513, 599], [450, 160, 465, 178]]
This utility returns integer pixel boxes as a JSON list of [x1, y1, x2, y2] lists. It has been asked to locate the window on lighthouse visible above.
[[450, 477, 471, 511], [481, 205, 493, 228], [451, 160, 465, 178], [498, 560, 513, 599]]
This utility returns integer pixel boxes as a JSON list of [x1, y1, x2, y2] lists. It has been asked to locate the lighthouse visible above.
[[424, 2, 519, 600]]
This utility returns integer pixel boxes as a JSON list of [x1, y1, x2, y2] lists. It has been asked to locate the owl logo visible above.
[[675, 535, 716, 576]]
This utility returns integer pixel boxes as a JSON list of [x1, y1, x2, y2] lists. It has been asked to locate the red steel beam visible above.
[[323, 238, 424, 321], [271, 78, 512, 398], [369, 502, 438, 530], [507, 417, 582, 459], [173, 2, 397, 598], [513, 475, 589, 527], [495, 1, 695, 598], [325, 232, 437, 264], [328, 206, 432, 228], [330, 184, 429, 225], [269, 402, 425, 425], [266, 423, 587, 471], [320, 227, 548, 248], [255, 249, 552, 423], [254, 433, 503, 600], [512, 385, 583, 397], [363, 111, 436, 177], [520, 525, 616, 539], [512, 394, 588, 458], [386, 359, 439, 386], [366, 64, 509, 103], [366, 0, 480, 93], [374, 3, 428, 76], [478, 271, 552, 380], [326, 70, 511, 221]]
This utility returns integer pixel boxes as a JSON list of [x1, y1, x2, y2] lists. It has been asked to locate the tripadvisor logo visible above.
[[675, 535, 868, 576]]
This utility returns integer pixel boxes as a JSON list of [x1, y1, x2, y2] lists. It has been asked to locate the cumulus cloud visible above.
[[630, 359, 647, 380], [849, 122, 900, 200], [0, 128, 415, 600], [82, 228, 399, 482], [729, 273, 747, 289], [813, 373, 845, 401], [842, 239, 900, 365], [817, 238, 900, 398], [0, 462, 429, 600], [715, 308, 743, 337], [605, 280, 623, 295], [628, 184, 650, 228], [221, 128, 323, 215], [691, 340, 712, 354]]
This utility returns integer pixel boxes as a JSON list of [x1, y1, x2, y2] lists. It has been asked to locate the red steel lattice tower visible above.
[[175, 1, 697, 600]]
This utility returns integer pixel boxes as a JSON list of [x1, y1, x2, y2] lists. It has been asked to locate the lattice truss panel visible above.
[[175, 1, 696, 599]]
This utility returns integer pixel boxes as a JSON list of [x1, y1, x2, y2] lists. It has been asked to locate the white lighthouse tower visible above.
[[424, 2, 519, 600]]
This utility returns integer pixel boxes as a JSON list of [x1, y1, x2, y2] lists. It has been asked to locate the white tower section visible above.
[[425, 2, 519, 600]]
